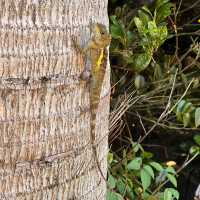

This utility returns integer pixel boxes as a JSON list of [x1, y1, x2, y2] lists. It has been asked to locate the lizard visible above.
[[72, 22, 111, 180]]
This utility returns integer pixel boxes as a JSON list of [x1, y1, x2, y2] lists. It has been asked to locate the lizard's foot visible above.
[[79, 70, 91, 81]]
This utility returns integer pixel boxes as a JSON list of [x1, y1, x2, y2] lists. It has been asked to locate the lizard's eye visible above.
[[101, 31, 105, 35]]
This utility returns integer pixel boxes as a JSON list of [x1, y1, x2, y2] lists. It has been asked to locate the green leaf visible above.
[[134, 17, 145, 35], [141, 5, 153, 18], [189, 145, 200, 155], [176, 100, 186, 113], [127, 157, 142, 170], [138, 7, 152, 26], [141, 151, 153, 159], [167, 174, 177, 187], [108, 152, 114, 164], [163, 189, 172, 200], [166, 167, 176, 174], [195, 108, 200, 127], [157, 26, 168, 44], [176, 100, 186, 121], [116, 178, 126, 195], [106, 191, 124, 200], [150, 162, 163, 171], [167, 188, 180, 199], [132, 52, 153, 72], [108, 174, 116, 189], [148, 21, 158, 38], [132, 142, 142, 153], [183, 113, 191, 127], [110, 15, 120, 26], [127, 31, 134, 45], [110, 15, 126, 44], [143, 165, 154, 179], [156, 2, 173, 23], [126, 184, 135, 200], [156, 0, 170, 9], [194, 134, 200, 146], [141, 168, 151, 191], [182, 102, 193, 113]]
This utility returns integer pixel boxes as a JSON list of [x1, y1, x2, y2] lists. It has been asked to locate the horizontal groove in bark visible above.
[[0, 150, 108, 196], [0, 141, 108, 180], [0, 119, 108, 168], [0, 75, 81, 90], [0, 50, 83, 80], [1, 165, 103, 199], [0, 0, 101, 29], [0, 85, 88, 121]]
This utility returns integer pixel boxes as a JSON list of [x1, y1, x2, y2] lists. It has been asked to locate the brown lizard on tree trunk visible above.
[[72, 22, 111, 181]]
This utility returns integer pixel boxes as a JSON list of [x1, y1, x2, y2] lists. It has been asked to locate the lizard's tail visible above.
[[90, 100, 107, 181]]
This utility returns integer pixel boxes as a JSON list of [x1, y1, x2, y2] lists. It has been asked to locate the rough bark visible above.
[[0, 0, 110, 199]]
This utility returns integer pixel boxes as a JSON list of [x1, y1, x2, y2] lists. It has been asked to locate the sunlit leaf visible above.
[[131, 52, 153, 72], [148, 21, 158, 38], [163, 189, 172, 200], [163, 188, 179, 200], [156, 1, 173, 23], [195, 107, 200, 127], [167, 188, 180, 199], [141, 168, 151, 191], [127, 157, 142, 170], [116, 178, 126, 196], [143, 165, 154, 179], [150, 162, 163, 171], [107, 191, 124, 200], [108, 174, 116, 189], [183, 113, 191, 127], [189, 146, 200, 155], [138, 7, 152, 26], [134, 17, 146, 35], [165, 166, 176, 174], [167, 174, 177, 187]]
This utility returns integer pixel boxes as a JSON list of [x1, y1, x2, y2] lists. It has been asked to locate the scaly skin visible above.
[[73, 23, 111, 180]]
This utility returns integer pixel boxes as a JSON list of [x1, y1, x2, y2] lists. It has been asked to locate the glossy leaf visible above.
[[166, 166, 176, 174], [143, 165, 154, 179], [167, 174, 177, 187], [108, 174, 116, 189], [150, 162, 163, 171], [163, 189, 172, 200], [195, 107, 200, 127], [107, 191, 124, 200], [189, 146, 200, 155], [183, 113, 191, 127], [127, 157, 142, 170], [163, 188, 179, 200], [141, 168, 151, 191]]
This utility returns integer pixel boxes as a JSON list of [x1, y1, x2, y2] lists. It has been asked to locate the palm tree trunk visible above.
[[0, 1, 110, 199]]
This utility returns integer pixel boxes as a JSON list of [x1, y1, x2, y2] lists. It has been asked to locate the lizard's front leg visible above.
[[71, 35, 91, 81]]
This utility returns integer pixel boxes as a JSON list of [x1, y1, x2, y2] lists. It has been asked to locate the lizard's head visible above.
[[92, 23, 111, 47]]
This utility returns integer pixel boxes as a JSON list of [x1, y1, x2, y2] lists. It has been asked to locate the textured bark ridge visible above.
[[0, 1, 110, 199]]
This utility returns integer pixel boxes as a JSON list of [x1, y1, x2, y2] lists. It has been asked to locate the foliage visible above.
[[175, 99, 200, 128], [108, 0, 200, 199], [110, 0, 173, 72], [107, 143, 179, 200]]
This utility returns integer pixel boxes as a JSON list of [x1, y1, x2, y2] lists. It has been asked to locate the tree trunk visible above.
[[0, 1, 110, 199]]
